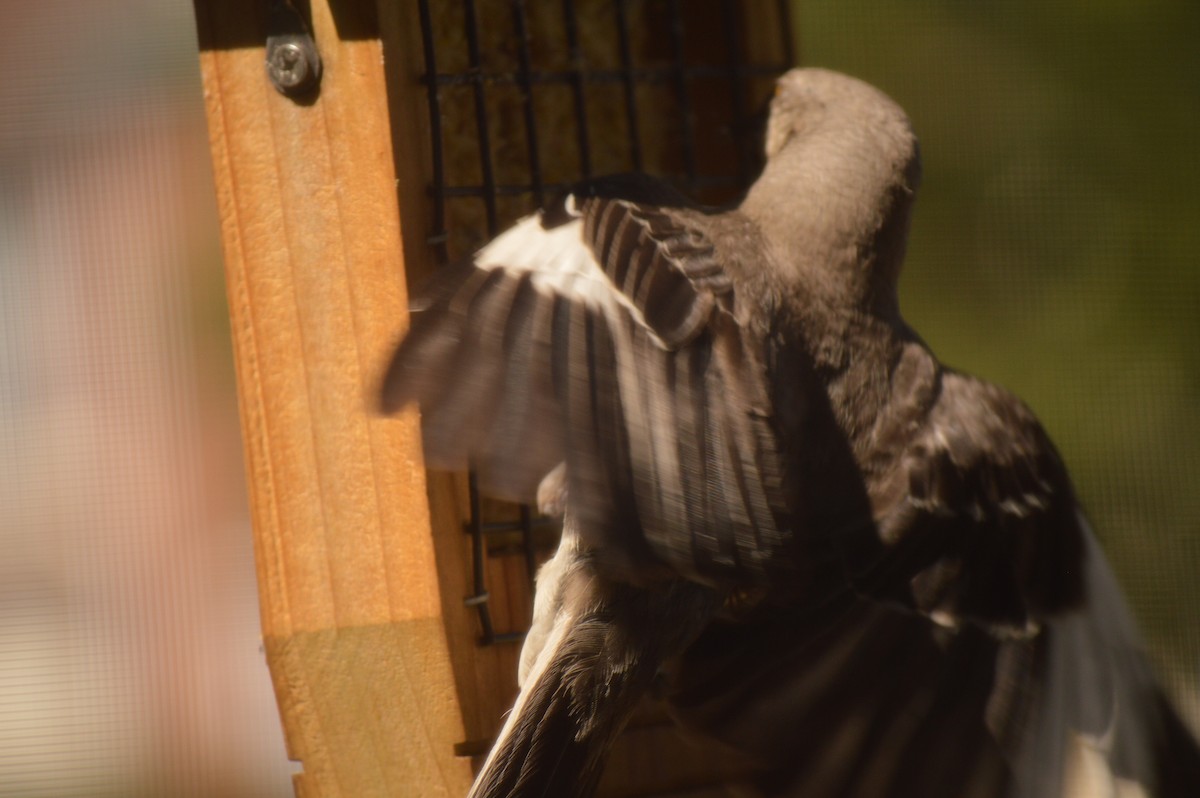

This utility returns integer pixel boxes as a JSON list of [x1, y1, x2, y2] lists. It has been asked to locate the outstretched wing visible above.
[[382, 176, 792, 586], [866, 368, 1200, 796]]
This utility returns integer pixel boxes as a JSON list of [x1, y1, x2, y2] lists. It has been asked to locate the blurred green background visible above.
[[0, 1, 1195, 796], [795, 0, 1200, 689]]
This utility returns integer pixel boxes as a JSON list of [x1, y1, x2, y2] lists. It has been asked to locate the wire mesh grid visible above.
[[415, 0, 794, 648]]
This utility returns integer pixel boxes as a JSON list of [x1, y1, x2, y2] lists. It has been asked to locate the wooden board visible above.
[[193, 1, 474, 795]]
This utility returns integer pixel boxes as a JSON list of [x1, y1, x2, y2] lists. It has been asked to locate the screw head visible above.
[[266, 37, 320, 97]]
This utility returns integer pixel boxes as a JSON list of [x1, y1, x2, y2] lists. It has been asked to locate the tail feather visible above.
[[470, 619, 618, 798], [470, 519, 719, 798]]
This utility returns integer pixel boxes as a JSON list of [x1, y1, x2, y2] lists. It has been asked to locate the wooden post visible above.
[[193, 1, 474, 795]]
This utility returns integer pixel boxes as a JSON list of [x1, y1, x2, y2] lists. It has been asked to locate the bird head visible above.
[[749, 68, 922, 316]]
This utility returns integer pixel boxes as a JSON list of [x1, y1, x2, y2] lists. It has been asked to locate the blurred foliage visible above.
[[793, 0, 1200, 686]]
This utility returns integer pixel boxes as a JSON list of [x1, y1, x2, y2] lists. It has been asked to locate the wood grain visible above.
[[194, 1, 473, 795]]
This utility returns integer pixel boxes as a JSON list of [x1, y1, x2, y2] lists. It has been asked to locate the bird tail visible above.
[[1007, 518, 1200, 798], [468, 610, 632, 798], [469, 524, 718, 798]]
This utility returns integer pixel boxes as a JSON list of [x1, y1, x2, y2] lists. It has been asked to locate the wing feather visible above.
[[382, 179, 791, 586], [475, 274, 565, 498], [866, 369, 1085, 635]]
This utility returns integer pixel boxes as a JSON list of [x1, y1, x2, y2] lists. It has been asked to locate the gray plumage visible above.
[[381, 68, 1200, 797]]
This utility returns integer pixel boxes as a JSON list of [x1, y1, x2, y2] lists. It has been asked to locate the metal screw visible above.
[[266, 37, 321, 97]]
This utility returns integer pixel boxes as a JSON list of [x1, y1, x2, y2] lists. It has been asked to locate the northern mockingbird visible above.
[[381, 68, 1200, 797]]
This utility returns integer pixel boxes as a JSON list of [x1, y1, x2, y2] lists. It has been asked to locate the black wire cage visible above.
[[415, 0, 795, 653]]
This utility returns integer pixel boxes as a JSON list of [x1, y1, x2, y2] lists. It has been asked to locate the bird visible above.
[[380, 67, 1200, 798]]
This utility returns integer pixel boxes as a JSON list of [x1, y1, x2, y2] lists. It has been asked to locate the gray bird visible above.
[[381, 68, 1200, 797]]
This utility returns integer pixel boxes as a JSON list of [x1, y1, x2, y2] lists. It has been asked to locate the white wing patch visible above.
[[474, 208, 666, 347]]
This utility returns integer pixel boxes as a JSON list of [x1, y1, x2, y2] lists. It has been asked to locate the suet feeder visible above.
[[193, 1, 793, 794]]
